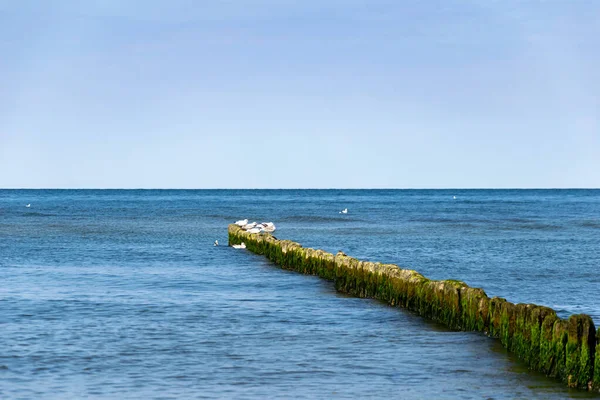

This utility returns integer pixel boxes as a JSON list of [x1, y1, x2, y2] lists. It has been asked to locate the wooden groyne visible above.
[[228, 224, 600, 391]]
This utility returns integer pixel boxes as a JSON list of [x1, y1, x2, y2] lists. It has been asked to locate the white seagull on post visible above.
[[259, 222, 276, 233]]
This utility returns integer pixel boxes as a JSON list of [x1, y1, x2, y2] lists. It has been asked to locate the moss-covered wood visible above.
[[488, 297, 506, 339], [460, 287, 489, 332], [500, 301, 517, 350], [566, 315, 596, 389], [528, 306, 557, 371], [227, 224, 598, 391], [551, 319, 569, 381], [594, 328, 600, 391], [540, 313, 560, 376]]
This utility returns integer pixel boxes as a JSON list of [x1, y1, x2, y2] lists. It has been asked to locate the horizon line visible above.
[[2, 187, 600, 190]]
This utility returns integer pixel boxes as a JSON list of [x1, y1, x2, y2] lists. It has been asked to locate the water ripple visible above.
[[1, 189, 599, 399]]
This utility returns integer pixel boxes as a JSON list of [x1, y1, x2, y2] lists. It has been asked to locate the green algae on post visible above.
[[227, 224, 598, 391], [595, 328, 600, 391], [460, 287, 489, 332], [539, 312, 560, 375], [566, 314, 596, 389]]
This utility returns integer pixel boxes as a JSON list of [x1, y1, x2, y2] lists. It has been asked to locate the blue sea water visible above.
[[1, 189, 599, 399]]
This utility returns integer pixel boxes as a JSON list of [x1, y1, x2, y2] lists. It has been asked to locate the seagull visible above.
[[339, 208, 348, 214], [232, 242, 246, 249], [243, 222, 257, 230], [235, 219, 248, 227], [247, 227, 262, 234], [453, 196, 456, 200], [214, 240, 219, 246], [25, 204, 31, 208], [259, 222, 276, 233]]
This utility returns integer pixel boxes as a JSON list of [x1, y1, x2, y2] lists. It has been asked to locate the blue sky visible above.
[[1, 0, 598, 188]]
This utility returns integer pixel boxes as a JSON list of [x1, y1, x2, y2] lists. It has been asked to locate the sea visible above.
[[1, 189, 599, 399]]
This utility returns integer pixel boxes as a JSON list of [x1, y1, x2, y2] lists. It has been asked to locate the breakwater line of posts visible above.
[[228, 224, 600, 391]]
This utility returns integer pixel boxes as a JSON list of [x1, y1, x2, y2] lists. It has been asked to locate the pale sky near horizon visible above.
[[0, 0, 599, 188]]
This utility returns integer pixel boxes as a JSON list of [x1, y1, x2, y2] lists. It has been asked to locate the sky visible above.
[[0, 0, 599, 188]]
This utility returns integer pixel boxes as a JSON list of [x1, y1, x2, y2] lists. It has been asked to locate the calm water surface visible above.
[[1, 189, 599, 399]]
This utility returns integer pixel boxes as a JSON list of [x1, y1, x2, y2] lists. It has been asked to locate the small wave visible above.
[[279, 215, 362, 223], [506, 218, 536, 223], [518, 223, 562, 231], [180, 213, 233, 220], [409, 217, 456, 223], [496, 223, 562, 232], [409, 217, 494, 224], [332, 227, 398, 235], [550, 304, 588, 319], [22, 212, 55, 217], [451, 369, 471, 374], [203, 214, 236, 219], [458, 199, 531, 205], [579, 220, 600, 229]]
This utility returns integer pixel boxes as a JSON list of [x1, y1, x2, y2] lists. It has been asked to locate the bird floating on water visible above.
[[232, 242, 246, 249], [339, 208, 348, 214], [25, 204, 31, 208], [214, 240, 219, 246], [453, 196, 456, 200]]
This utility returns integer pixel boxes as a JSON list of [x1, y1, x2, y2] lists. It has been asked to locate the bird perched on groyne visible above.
[[258, 222, 276, 232], [243, 222, 258, 230], [233, 219, 276, 233], [232, 242, 246, 249]]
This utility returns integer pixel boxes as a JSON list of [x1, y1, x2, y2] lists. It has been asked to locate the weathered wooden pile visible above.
[[228, 224, 599, 391]]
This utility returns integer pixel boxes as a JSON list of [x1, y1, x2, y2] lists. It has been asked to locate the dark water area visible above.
[[1, 189, 599, 399]]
